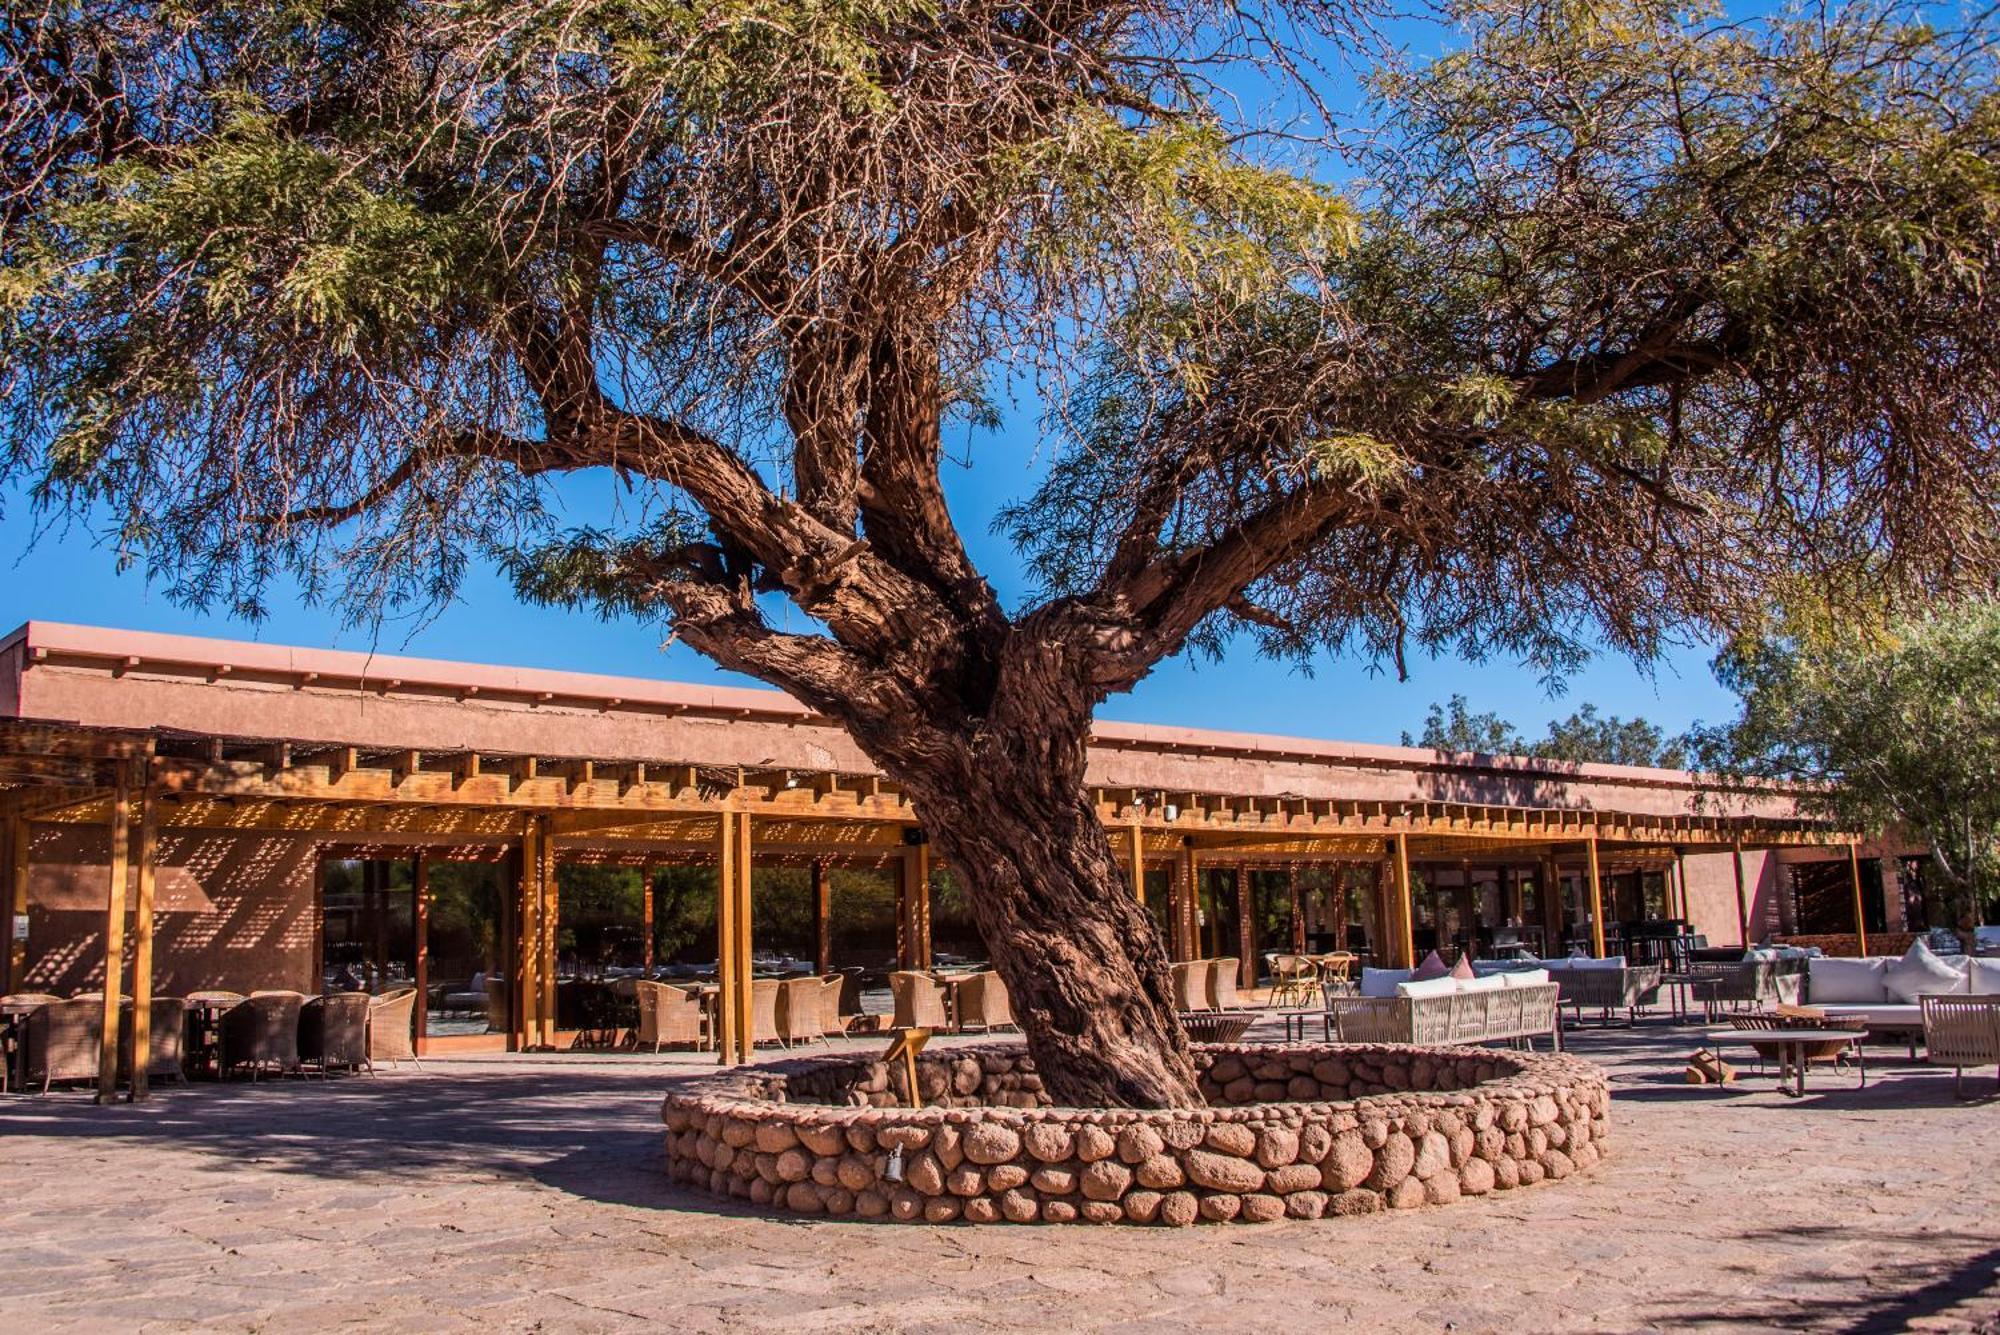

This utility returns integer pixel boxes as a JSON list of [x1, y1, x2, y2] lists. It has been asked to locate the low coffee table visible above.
[[1722, 1028, 1866, 1097]]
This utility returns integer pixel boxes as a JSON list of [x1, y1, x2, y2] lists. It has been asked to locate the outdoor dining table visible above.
[[1719, 1028, 1867, 1097]]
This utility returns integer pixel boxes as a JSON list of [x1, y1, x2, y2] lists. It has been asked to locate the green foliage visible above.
[[1403, 693, 1688, 767], [1691, 599, 2000, 933]]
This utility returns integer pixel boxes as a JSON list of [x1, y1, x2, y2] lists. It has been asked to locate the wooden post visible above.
[[1127, 824, 1145, 903], [1332, 863, 1350, 953], [915, 843, 932, 970], [732, 811, 754, 1061], [1171, 843, 1197, 961], [412, 853, 430, 1052], [811, 858, 830, 975], [724, 807, 748, 1071], [1731, 835, 1751, 947], [1539, 854, 1564, 956], [126, 776, 159, 1101], [642, 865, 657, 973], [1585, 838, 1606, 958], [1456, 857, 1477, 959], [3, 811, 25, 995], [1235, 863, 1254, 988], [95, 765, 133, 1103], [1387, 834, 1416, 968], [1287, 863, 1304, 953], [537, 816, 559, 1047], [1848, 842, 1870, 957], [897, 842, 930, 970], [515, 818, 541, 1050]]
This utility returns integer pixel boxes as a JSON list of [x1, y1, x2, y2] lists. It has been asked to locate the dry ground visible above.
[[2, 1018, 1996, 1334]]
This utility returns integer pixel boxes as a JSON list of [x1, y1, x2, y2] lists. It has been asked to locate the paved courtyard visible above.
[[3, 1020, 1996, 1334]]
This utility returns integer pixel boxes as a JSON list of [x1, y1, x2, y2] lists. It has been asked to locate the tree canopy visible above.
[[1402, 694, 1689, 767], [6, 0, 2000, 1105], [1690, 599, 2000, 940]]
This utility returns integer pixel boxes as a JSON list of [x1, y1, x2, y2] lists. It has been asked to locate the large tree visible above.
[[1403, 695, 1688, 767], [5, 0, 1999, 1105]]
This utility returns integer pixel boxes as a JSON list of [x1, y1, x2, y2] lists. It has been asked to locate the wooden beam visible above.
[[811, 858, 831, 976], [413, 853, 430, 1054], [1128, 822, 1145, 903], [1586, 837, 1606, 958], [715, 810, 740, 1064], [537, 814, 558, 1048], [642, 865, 657, 974], [126, 776, 159, 1101], [1387, 833, 1416, 969], [732, 811, 754, 1061], [1731, 835, 1751, 947], [95, 765, 133, 1103], [1235, 863, 1254, 989], [1848, 842, 1870, 957], [516, 817, 541, 1050], [3, 812, 25, 995]]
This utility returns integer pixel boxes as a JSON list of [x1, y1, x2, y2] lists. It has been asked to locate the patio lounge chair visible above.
[[635, 980, 705, 1052], [366, 987, 419, 1067], [300, 993, 371, 1075], [224, 991, 305, 1080], [1922, 995, 2000, 1097], [889, 971, 949, 1030], [1206, 958, 1241, 1011]]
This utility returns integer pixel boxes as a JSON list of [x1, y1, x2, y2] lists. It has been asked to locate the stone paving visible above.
[[2, 1019, 1997, 1333]]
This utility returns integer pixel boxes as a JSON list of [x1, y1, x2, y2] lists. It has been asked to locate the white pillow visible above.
[[1574, 957, 1625, 970], [1808, 956, 1889, 1004], [1500, 968, 1551, 989], [1966, 958, 2000, 995], [1884, 941, 1969, 1001], [1455, 973, 1509, 994], [1360, 967, 1412, 998], [1396, 976, 1459, 1000]]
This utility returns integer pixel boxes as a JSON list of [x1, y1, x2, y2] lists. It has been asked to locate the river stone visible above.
[[1494, 1156, 1521, 1190], [810, 1157, 841, 1187], [1424, 1172, 1460, 1205], [776, 1149, 813, 1184], [1080, 1201, 1125, 1224], [1322, 1131, 1373, 1191], [1080, 1160, 1133, 1202], [845, 1124, 879, 1154], [1517, 1159, 1546, 1186], [1238, 1193, 1284, 1223], [1136, 1154, 1185, 1190], [1159, 1191, 1200, 1227], [1255, 1126, 1300, 1169], [923, 1196, 962, 1223], [800, 1124, 846, 1156], [904, 1151, 945, 1195], [877, 1125, 931, 1152], [1185, 1150, 1266, 1194], [855, 1188, 889, 1218], [1023, 1123, 1074, 1162], [963, 1123, 1022, 1165], [1118, 1125, 1165, 1164], [1285, 1189, 1329, 1219], [1266, 1163, 1322, 1195], [1160, 1120, 1206, 1151], [1041, 1198, 1079, 1223], [1123, 1189, 1164, 1223], [1412, 1131, 1451, 1182], [934, 1125, 965, 1171], [1458, 1157, 1495, 1196], [837, 1155, 876, 1191], [1365, 1132, 1416, 1190], [1387, 1177, 1427, 1210], [1204, 1124, 1257, 1157], [1299, 1124, 1333, 1164], [1075, 1126, 1117, 1163], [986, 1163, 1029, 1191], [1329, 1188, 1382, 1217], [1199, 1193, 1243, 1222], [999, 1188, 1039, 1223], [947, 1165, 985, 1197]]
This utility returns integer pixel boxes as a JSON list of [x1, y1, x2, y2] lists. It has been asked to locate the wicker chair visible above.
[[634, 980, 706, 1052], [956, 971, 1015, 1032], [776, 977, 824, 1047], [1171, 960, 1209, 1012], [816, 975, 848, 1037], [300, 993, 371, 1075], [1317, 952, 1357, 983], [1688, 960, 1803, 1018], [1729, 1009, 1865, 1079], [22, 998, 103, 1093], [366, 987, 419, 1067], [1554, 963, 1664, 1026], [1265, 954, 1320, 1008], [1922, 995, 2000, 1097], [749, 977, 784, 1046], [1205, 958, 1241, 1011], [890, 971, 950, 1030], [223, 991, 305, 1080], [117, 997, 189, 1086]]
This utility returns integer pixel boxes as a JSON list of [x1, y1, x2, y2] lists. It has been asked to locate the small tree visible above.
[[1692, 601, 2000, 950], [6, 0, 2000, 1105], [1404, 696, 1686, 767]]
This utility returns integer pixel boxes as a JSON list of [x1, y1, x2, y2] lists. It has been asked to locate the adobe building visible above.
[[0, 621, 1912, 1058]]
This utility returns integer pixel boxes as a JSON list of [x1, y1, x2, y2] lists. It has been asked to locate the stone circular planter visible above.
[[660, 1042, 1610, 1225]]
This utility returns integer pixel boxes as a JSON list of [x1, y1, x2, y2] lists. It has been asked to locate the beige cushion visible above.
[[1455, 973, 1509, 995], [1499, 968, 1552, 989], [1966, 958, 2000, 995], [1396, 976, 1459, 1000], [1808, 956, 1889, 1003], [1884, 941, 1967, 1002]]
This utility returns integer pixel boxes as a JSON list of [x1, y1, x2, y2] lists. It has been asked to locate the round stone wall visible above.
[[660, 1043, 1610, 1225]]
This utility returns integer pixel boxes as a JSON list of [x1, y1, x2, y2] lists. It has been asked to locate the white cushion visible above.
[[1965, 958, 2000, 995], [1572, 957, 1625, 970], [1360, 967, 1412, 998], [1455, 973, 1509, 995], [1536, 958, 1574, 971], [1816, 1002, 1923, 1027], [1883, 940, 1968, 1002], [1499, 968, 1551, 989], [1808, 956, 1889, 1004], [1396, 976, 1459, 1000]]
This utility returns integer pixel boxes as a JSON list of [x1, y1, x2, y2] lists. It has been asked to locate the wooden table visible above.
[[1723, 1028, 1867, 1097]]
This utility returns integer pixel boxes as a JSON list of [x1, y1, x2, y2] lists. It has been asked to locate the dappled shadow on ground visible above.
[[1641, 1230, 2000, 1333]]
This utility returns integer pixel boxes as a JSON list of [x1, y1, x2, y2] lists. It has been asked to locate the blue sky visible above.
[[0, 432, 1742, 747]]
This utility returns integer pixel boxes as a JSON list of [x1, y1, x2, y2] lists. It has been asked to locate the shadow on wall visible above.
[[22, 825, 319, 994]]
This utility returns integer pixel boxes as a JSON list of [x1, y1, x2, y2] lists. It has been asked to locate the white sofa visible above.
[[1807, 948, 2000, 1044]]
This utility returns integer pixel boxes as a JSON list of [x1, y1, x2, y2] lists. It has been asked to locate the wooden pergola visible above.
[[0, 715, 1870, 1098]]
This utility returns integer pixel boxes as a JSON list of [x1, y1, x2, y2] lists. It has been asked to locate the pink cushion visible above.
[[1411, 950, 1451, 981], [1449, 954, 1477, 981]]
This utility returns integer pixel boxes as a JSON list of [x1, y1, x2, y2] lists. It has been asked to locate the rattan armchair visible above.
[[366, 987, 419, 1067], [1205, 958, 1242, 1011], [1922, 995, 2000, 1097], [890, 970, 950, 1029], [223, 991, 305, 1080], [635, 979, 706, 1052], [816, 975, 848, 1037], [1265, 954, 1319, 1008], [300, 993, 371, 1075], [749, 977, 784, 1046], [118, 997, 189, 1086], [955, 971, 1015, 1032], [22, 998, 102, 1092], [1171, 960, 1209, 1011], [776, 976, 824, 1047]]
